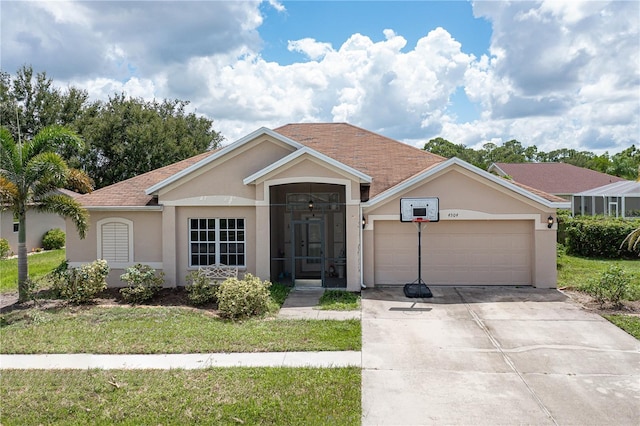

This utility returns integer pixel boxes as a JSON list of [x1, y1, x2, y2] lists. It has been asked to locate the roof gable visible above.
[[145, 127, 302, 195], [243, 146, 372, 185], [274, 123, 445, 197], [367, 158, 570, 209]]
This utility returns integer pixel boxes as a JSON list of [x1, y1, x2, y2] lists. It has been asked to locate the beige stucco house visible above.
[[66, 123, 569, 291]]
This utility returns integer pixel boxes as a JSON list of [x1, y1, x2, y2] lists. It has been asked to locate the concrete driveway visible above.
[[361, 286, 640, 425]]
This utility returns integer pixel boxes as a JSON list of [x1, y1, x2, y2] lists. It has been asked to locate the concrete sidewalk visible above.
[[0, 351, 361, 370]]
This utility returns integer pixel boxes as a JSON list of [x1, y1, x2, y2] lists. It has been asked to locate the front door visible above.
[[292, 215, 325, 285]]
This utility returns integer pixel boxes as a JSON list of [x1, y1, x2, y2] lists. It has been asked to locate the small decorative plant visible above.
[[42, 228, 66, 250], [119, 264, 164, 304], [51, 259, 110, 304], [185, 270, 219, 306], [217, 273, 273, 320], [586, 265, 630, 308]]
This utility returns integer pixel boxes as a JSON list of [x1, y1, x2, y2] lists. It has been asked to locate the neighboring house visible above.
[[572, 180, 640, 218], [0, 189, 79, 255], [66, 123, 569, 290], [488, 162, 625, 200]]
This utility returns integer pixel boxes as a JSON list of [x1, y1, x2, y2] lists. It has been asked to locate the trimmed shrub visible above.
[[0, 238, 10, 259], [185, 270, 218, 306], [217, 273, 272, 320], [51, 259, 110, 304], [564, 216, 639, 258], [119, 264, 164, 304], [586, 265, 630, 308], [42, 228, 65, 250]]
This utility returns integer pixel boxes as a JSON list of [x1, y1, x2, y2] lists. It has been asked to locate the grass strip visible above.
[[319, 290, 361, 311], [603, 314, 640, 339], [0, 306, 361, 354], [0, 367, 361, 425], [0, 249, 65, 293]]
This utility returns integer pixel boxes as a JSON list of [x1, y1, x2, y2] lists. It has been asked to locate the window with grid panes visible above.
[[189, 218, 245, 267]]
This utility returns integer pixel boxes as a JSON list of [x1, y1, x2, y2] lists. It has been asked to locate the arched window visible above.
[[97, 218, 134, 266]]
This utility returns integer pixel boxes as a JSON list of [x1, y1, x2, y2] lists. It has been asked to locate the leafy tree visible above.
[[608, 145, 639, 180], [423, 137, 484, 168], [75, 94, 223, 188], [0, 125, 91, 302], [0, 65, 89, 141]]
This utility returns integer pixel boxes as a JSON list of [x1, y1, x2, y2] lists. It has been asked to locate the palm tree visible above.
[[621, 227, 640, 256], [0, 125, 92, 302]]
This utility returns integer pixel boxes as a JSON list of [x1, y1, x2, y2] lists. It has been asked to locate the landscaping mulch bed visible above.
[[1, 287, 218, 315], [560, 288, 640, 317]]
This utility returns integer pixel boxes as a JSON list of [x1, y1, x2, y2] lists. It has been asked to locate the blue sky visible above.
[[1, 1, 638, 154], [259, 1, 492, 63]]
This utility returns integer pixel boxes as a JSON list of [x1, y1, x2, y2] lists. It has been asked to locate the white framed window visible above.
[[97, 218, 134, 266], [189, 218, 245, 267]]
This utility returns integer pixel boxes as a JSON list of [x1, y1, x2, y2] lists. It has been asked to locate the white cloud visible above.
[[2, 0, 638, 154]]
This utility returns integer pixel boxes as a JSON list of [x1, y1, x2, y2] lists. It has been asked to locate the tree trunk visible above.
[[17, 210, 29, 302]]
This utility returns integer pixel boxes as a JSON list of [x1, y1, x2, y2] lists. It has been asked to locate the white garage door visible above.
[[374, 220, 532, 285]]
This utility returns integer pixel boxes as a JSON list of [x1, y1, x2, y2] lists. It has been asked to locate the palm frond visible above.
[[66, 168, 94, 194], [30, 125, 84, 157], [0, 126, 21, 174], [36, 194, 89, 239], [0, 175, 19, 205], [26, 152, 69, 196], [621, 227, 640, 255]]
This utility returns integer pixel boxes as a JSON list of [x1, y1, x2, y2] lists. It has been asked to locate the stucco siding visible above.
[[160, 137, 294, 203], [1, 210, 66, 255], [66, 210, 163, 286]]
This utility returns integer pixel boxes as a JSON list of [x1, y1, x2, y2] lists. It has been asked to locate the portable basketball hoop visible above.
[[400, 198, 439, 298]]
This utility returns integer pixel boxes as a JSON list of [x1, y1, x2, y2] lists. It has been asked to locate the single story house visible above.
[[572, 180, 640, 218], [66, 123, 569, 291], [488, 162, 625, 200]]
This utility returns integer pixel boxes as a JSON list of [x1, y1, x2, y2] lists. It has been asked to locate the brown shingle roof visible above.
[[77, 150, 216, 207], [491, 162, 625, 195], [78, 124, 564, 207], [274, 123, 445, 197]]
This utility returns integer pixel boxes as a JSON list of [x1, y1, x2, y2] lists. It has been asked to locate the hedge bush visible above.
[[562, 216, 640, 258], [185, 270, 218, 306], [119, 264, 164, 304], [42, 228, 66, 250], [0, 238, 10, 259], [586, 265, 630, 308], [216, 273, 273, 320], [51, 259, 110, 304]]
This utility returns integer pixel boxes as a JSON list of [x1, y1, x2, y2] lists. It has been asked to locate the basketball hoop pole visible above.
[[417, 221, 423, 288]]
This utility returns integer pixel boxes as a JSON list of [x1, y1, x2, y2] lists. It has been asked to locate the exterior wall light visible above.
[[547, 215, 554, 229], [362, 215, 366, 229]]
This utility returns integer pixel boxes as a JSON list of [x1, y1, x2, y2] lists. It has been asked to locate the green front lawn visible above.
[[0, 367, 361, 425], [0, 306, 361, 354], [319, 290, 361, 310], [557, 253, 640, 300], [603, 314, 640, 339], [0, 249, 65, 293]]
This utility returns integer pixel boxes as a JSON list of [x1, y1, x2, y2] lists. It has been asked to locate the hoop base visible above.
[[403, 282, 433, 298]]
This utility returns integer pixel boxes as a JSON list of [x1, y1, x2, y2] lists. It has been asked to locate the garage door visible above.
[[374, 220, 532, 285]]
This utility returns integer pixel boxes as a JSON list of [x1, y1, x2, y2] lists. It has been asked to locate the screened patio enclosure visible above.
[[269, 183, 347, 288], [572, 181, 640, 218]]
